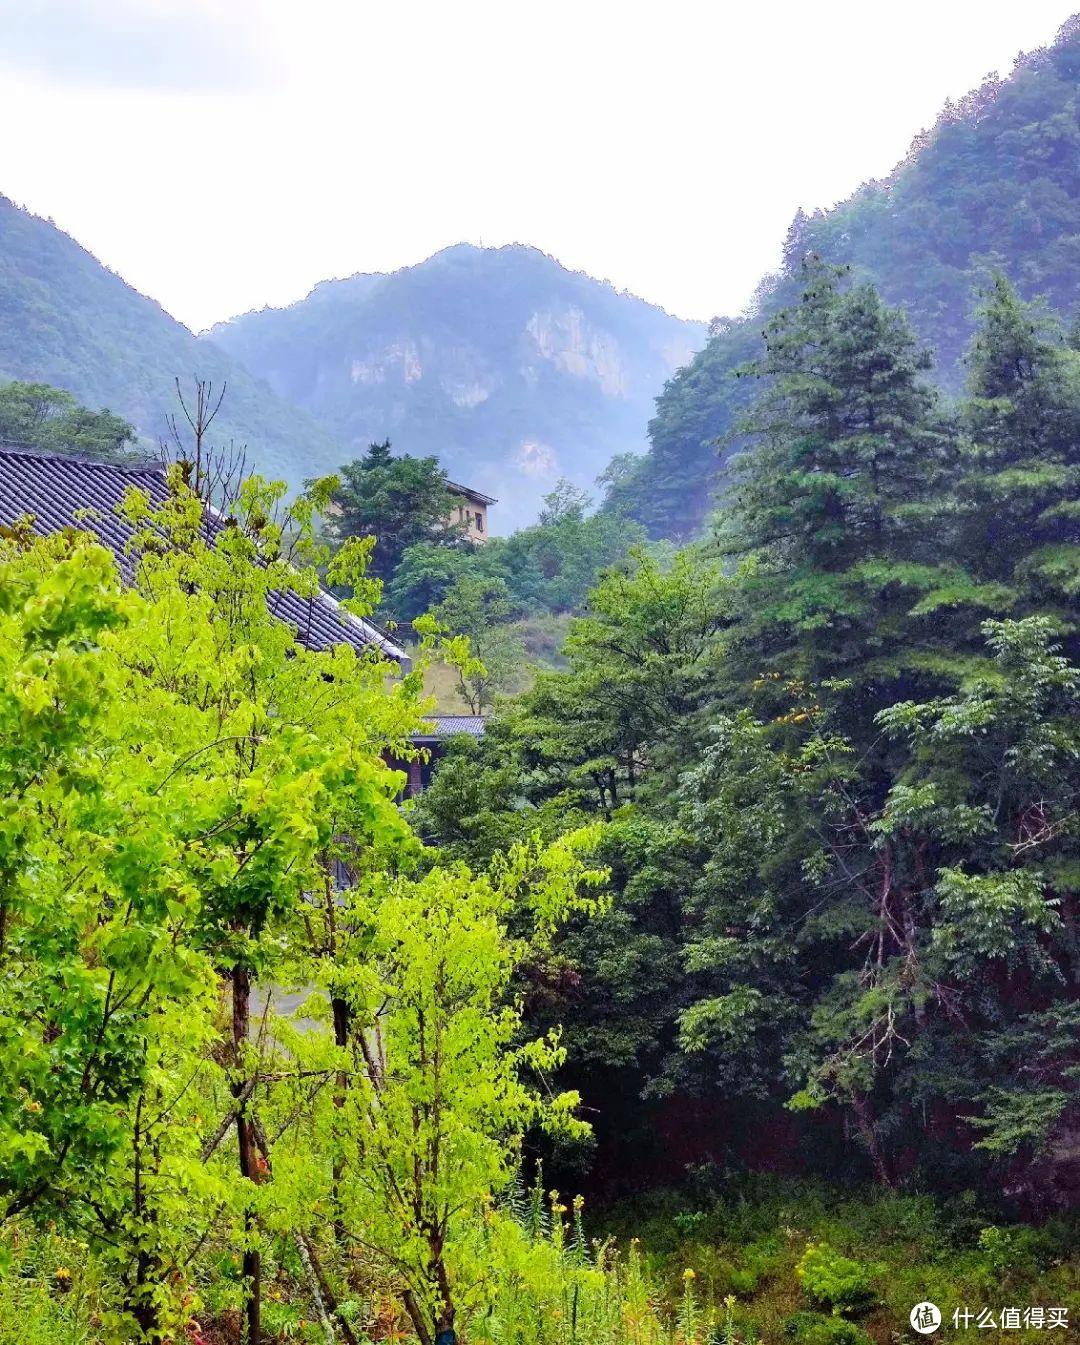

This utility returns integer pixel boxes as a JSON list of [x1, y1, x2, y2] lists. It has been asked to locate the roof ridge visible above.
[[0, 443, 161, 473]]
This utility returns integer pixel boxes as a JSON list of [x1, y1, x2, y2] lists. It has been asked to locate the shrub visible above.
[[784, 1312, 873, 1345], [729, 1266, 760, 1295], [976, 1225, 1044, 1281], [795, 1243, 877, 1314]]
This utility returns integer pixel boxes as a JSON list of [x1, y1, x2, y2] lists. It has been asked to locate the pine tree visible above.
[[722, 259, 957, 727], [961, 276, 1080, 652]]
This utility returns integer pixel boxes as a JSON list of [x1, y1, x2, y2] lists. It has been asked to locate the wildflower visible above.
[[683, 1268, 696, 1281]]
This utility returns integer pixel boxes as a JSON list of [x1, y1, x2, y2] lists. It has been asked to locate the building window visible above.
[[475, 511, 483, 531]]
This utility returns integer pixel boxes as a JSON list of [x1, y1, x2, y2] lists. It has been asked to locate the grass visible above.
[[599, 1176, 1080, 1345], [4, 1178, 1075, 1343]]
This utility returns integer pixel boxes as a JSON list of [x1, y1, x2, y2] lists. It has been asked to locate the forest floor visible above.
[[3, 1176, 1076, 1344], [601, 1176, 1080, 1345]]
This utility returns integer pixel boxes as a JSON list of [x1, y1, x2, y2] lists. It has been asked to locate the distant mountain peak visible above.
[[206, 244, 706, 531]]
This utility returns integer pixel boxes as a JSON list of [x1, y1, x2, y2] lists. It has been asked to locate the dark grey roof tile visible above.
[[0, 446, 410, 667]]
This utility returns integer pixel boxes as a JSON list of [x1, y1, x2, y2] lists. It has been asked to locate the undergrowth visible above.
[[1, 1176, 1076, 1343]]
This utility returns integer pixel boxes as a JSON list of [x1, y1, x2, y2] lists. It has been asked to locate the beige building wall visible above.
[[447, 483, 495, 542], [449, 496, 489, 542]]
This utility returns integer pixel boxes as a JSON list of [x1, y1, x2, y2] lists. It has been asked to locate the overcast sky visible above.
[[0, 0, 1076, 333]]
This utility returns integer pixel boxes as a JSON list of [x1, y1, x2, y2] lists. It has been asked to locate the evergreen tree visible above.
[[325, 440, 464, 585], [960, 276, 1080, 648], [722, 259, 958, 721]]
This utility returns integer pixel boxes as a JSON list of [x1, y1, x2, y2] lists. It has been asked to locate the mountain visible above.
[[206, 244, 706, 531], [612, 15, 1080, 539], [0, 195, 342, 484]]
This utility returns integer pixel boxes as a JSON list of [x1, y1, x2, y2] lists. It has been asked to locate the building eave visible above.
[[446, 480, 498, 507]]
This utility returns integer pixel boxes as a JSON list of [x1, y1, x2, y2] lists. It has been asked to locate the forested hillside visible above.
[[614, 16, 1080, 538], [0, 196, 342, 483], [3, 14, 1080, 1342], [207, 244, 705, 530], [4, 261, 1076, 1345], [415, 264, 1080, 1218]]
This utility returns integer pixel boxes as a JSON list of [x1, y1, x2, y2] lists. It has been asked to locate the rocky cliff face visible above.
[[207, 244, 705, 530]]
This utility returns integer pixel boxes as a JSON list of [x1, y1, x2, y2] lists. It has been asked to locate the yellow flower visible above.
[[683, 1267, 696, 1281], [55, 1267, 72, 1282]]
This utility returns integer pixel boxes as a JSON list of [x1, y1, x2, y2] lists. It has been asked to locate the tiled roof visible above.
[[414, 714, 487, 740], [446, 480, 497, 507], [0, 446, 410, 667]]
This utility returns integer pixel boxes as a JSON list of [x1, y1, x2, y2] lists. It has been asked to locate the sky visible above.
[[0, 0, 1077, 333]]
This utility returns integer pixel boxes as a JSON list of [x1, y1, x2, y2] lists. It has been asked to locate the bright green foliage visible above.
[[0, 379, 137, 460], [270, 832, 604, 1343], [0, 530, 144, 1210], [0, 525, 225, 1336], [0, 465, 443, 1340], [434, 573, 525, 711], [0, 458, 620, 1342], [795, 1243, 877, 1314]]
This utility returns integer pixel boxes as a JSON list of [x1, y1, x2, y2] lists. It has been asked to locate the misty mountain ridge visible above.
[[206, 243, 706, 530], [0, 194, 342, 484], [614, 15, 1080, 538]]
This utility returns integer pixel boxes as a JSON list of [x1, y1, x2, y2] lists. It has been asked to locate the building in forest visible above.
[[0, 446, 484, 792], [446, 480, 496, 542]]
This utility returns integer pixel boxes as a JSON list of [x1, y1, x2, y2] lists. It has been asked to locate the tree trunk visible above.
[[332, 992, 351, 1247], [402, 1288, 433, 1345], [852, 1093, 893, 1188], [232, 964, 261, 1345]]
